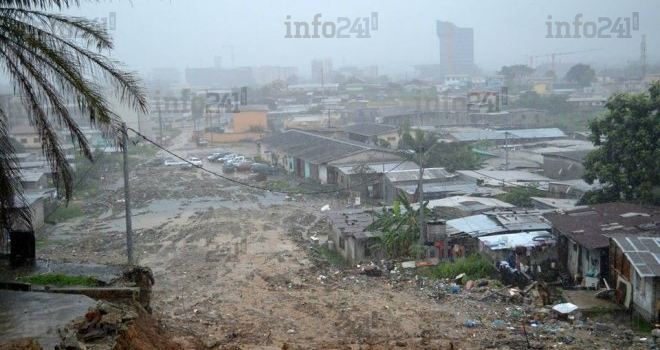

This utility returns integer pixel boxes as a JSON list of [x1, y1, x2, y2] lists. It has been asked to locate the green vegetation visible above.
[[269, 179, 303, 194], [398, 123, 485, 171], [510, 91, 572, 115], [566, 63, 596, 87], [496, 185, 546, 208], [368, 193, 431, 259], [45, 205, 83, 224], [253, 156, 268, 164], [18, 273, 101, 287], [0, 1, 147, 233], [498, 64, 534, 93], [580, 82, 660, 206], [630, 315, 655, 334], [317, 244, 349, 268], [422, 254, 495, 280]]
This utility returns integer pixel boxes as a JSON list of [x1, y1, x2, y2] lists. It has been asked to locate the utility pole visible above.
[[158, 108, 163, 144], [418, 149, 425, 245], [504, 131, 509, 170], [121, 122, 134, 265]]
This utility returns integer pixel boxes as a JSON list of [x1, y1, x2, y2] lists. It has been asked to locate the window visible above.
[[20, 138, 27, 143], [33, 137, 39, 143], [339, 237, 345, 249]]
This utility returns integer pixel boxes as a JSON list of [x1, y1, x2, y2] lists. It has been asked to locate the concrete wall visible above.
[[15, 134, 42, 149], [231, 110, 267, 133], [567, 238, 580, 278], [632, 274, 658, 323], [319, 165, 328, 184], [202, 132, 262, 143]]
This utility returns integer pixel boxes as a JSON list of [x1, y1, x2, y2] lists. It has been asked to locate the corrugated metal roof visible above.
[[260, 130, 372, 164], [611, 236, 660, 277], [343, 123, 398, 137], [451, 128, 566, 142], [335, 161, 419, 175], [446, 214, 507, 237], [386, 167, 455, 183]]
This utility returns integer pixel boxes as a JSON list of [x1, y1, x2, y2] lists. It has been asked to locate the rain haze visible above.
[[64, 0, 660, 76]]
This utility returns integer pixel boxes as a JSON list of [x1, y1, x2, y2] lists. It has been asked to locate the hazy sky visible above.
[[60, 0, 660, 77]]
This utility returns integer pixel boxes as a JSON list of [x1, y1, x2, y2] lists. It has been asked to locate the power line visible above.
[[126, 127, 411, 196]]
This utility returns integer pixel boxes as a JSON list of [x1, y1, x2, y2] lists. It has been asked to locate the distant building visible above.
[[254, 66, 298, 86], [10, 125, 41, 149], [437, 21, 474, 76], [311, 59, 333, 84]]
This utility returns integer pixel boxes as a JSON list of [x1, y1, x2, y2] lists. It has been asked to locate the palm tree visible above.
[[367, 193, 432, 259], [0, 1, 147, 230]]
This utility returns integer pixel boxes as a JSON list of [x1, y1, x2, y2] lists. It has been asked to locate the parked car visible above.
[[222, 162, 235, 173], [219, 154, 238, 163], [164, 158, 186, 166], [197, 138, 209, 147], [179, 163, 193, 170], [235, 160, 253, 171], [207, 151, 231, 162], [251, 163, 279, 175], [225, 155, 245, 165], [187, 157, 203, 166]]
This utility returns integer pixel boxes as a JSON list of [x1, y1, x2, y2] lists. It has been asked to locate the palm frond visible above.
[[0, 107, 31, 230], [0, 3, 147, 230]]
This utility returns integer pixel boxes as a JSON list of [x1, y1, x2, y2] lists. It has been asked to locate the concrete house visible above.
[[544, 203, 660, 288], [343, 123, 400, 148], [257, 129, 402, 184], [326, 210, 383, 263], [609, 236, 660, 323], [383, 167, 470, 203]]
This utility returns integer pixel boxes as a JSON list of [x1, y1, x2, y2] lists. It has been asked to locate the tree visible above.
[[0, 1, 147, 230], [398, 124, 484, 171], [367, 193, 431, 259], [498, 65, 534, 92], [580, 82, 660, 205], [496, 185, 546, 208], [566, 63, 596, 87]]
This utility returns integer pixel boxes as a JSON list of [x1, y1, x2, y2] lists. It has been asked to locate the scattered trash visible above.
[[320, 204, 330, 212], [465, 319, 475, 327]]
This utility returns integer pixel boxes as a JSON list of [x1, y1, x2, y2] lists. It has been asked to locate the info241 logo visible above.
[[285, 13, 379, 39]]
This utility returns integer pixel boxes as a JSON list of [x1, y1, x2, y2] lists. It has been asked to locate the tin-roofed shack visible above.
[[326, 210, 383, 263], [609, 236, 660, 323], [544, 203, 660, 289]]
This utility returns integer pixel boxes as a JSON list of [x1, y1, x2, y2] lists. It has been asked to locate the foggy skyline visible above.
[[51, 0, 660, 79]]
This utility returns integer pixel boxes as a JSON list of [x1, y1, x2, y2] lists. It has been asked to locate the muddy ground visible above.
[[37, 130, 654, 350]]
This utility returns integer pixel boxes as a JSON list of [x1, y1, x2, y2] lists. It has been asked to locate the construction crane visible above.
[[527, 48, 603, 73]]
